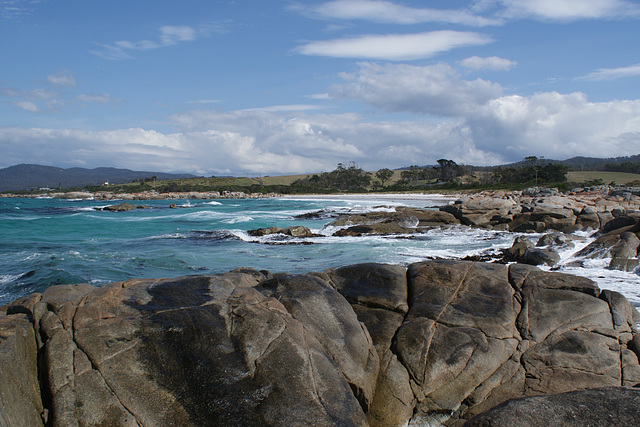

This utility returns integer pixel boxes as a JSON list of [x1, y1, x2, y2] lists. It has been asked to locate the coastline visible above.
[[0, 190, 279, 200], [3, 186, 638, 213]]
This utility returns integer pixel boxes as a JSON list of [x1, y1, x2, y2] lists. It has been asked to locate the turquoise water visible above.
[[2, 195, 640, 307]]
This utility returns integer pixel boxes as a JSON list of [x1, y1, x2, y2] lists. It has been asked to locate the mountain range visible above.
[[0, 164, 196, 192]]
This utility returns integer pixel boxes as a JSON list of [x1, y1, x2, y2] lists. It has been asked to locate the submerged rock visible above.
[[1, 260, 640, 426], [99, 202, 150, 212]]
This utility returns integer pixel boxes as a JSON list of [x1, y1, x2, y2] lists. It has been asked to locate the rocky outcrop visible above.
[[98, 202, 150, 212], [572, 213, 640, 271], [2, 260, 640, 426], [248, 225, 319, 238], [252, 190, 640, 239], [328, 207, 460, 236], [440, 190, 640, 233]]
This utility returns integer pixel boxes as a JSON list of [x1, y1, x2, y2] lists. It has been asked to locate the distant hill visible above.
[[0, 164, 197, 192], [560, 155, 640, 170]]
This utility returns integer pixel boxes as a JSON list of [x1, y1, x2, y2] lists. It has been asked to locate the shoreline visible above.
[[2, 186, 639, 211]]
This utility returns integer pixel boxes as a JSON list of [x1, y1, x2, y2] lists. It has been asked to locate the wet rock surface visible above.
[[2, 260, 640, 426]]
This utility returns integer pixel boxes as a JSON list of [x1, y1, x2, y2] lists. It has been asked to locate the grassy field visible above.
[[567, 171, 640, 185], [89, 169, 640, 194], [251, 174, 312, 186]]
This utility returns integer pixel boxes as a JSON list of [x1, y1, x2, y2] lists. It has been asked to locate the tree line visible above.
[[290, 157, 569, 193]]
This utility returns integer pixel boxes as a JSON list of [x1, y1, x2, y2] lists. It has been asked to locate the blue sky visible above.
[[1, 0, 640, 175]]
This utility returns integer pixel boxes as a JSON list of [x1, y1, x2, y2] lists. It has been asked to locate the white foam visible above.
[[0, 271, 32, 286], [223, 216, 254, 224], [0, 274, 21, 286]]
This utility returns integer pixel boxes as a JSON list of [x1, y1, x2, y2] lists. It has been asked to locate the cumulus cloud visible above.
[[3, 86, 639, 173], [327, 61, 640, 163], [295, 30, 493, 61], [459, 56, 517, 71], [330, 62, 503, 116], [14, 101, 38, 112], [497, 0, 640, 21], [296, 0, 502, 26], [0, 105, 493, 174], [467, 92, 640, 159], [577, 63, 640, 81], [91, 25, 201, 60]]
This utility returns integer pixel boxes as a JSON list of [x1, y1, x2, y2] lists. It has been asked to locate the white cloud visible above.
[[1, 87, 58, 100], [91, 25, 201, 60], [297, 0, 502, 26], [77, 93, 122, 103], [467, 92, 640, 159], [1, 0, 39, 20], [577, 63, 640, 81], [159, 25, 196, 44], [498, 0, 640, 21], [0, 106, 491, 174], [308, 93, 331, 100], [1, 86, 61, 113], [295, 30, 493, 61], [327, 62, 640, 163], [330, 62, 502, 116], [459, 56, 517, 71], [14, 101, 38, 112], [47, 71, 76, 87]]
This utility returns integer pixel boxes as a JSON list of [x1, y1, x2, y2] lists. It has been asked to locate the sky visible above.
[[1, 0, 640, 176]]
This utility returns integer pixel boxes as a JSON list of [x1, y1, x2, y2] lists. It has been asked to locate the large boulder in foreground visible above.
[[2, 260, 640, 426]]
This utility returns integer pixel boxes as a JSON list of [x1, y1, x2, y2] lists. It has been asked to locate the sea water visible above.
[[1, 195, 640, 308]]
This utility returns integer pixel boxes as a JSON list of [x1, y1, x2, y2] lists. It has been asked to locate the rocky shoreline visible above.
[[3, 186, 640, 425], [2, 260, 640, 426], [248, 187, 640, 274]]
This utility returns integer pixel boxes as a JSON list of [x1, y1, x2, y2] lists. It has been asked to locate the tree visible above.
[[375, 168, 393, 187], [291, 164, 371, 192], [436, 159, 462, 182]]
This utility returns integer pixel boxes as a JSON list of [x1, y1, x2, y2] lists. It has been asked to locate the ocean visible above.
[[2, 194, 640, 308]]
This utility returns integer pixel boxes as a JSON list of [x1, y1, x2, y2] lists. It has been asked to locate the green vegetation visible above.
[[291, 163, 372, 193], [8, 156, 640, 196]]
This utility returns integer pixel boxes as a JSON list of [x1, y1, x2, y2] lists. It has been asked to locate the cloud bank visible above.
[[3, 66, 639, 175]]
